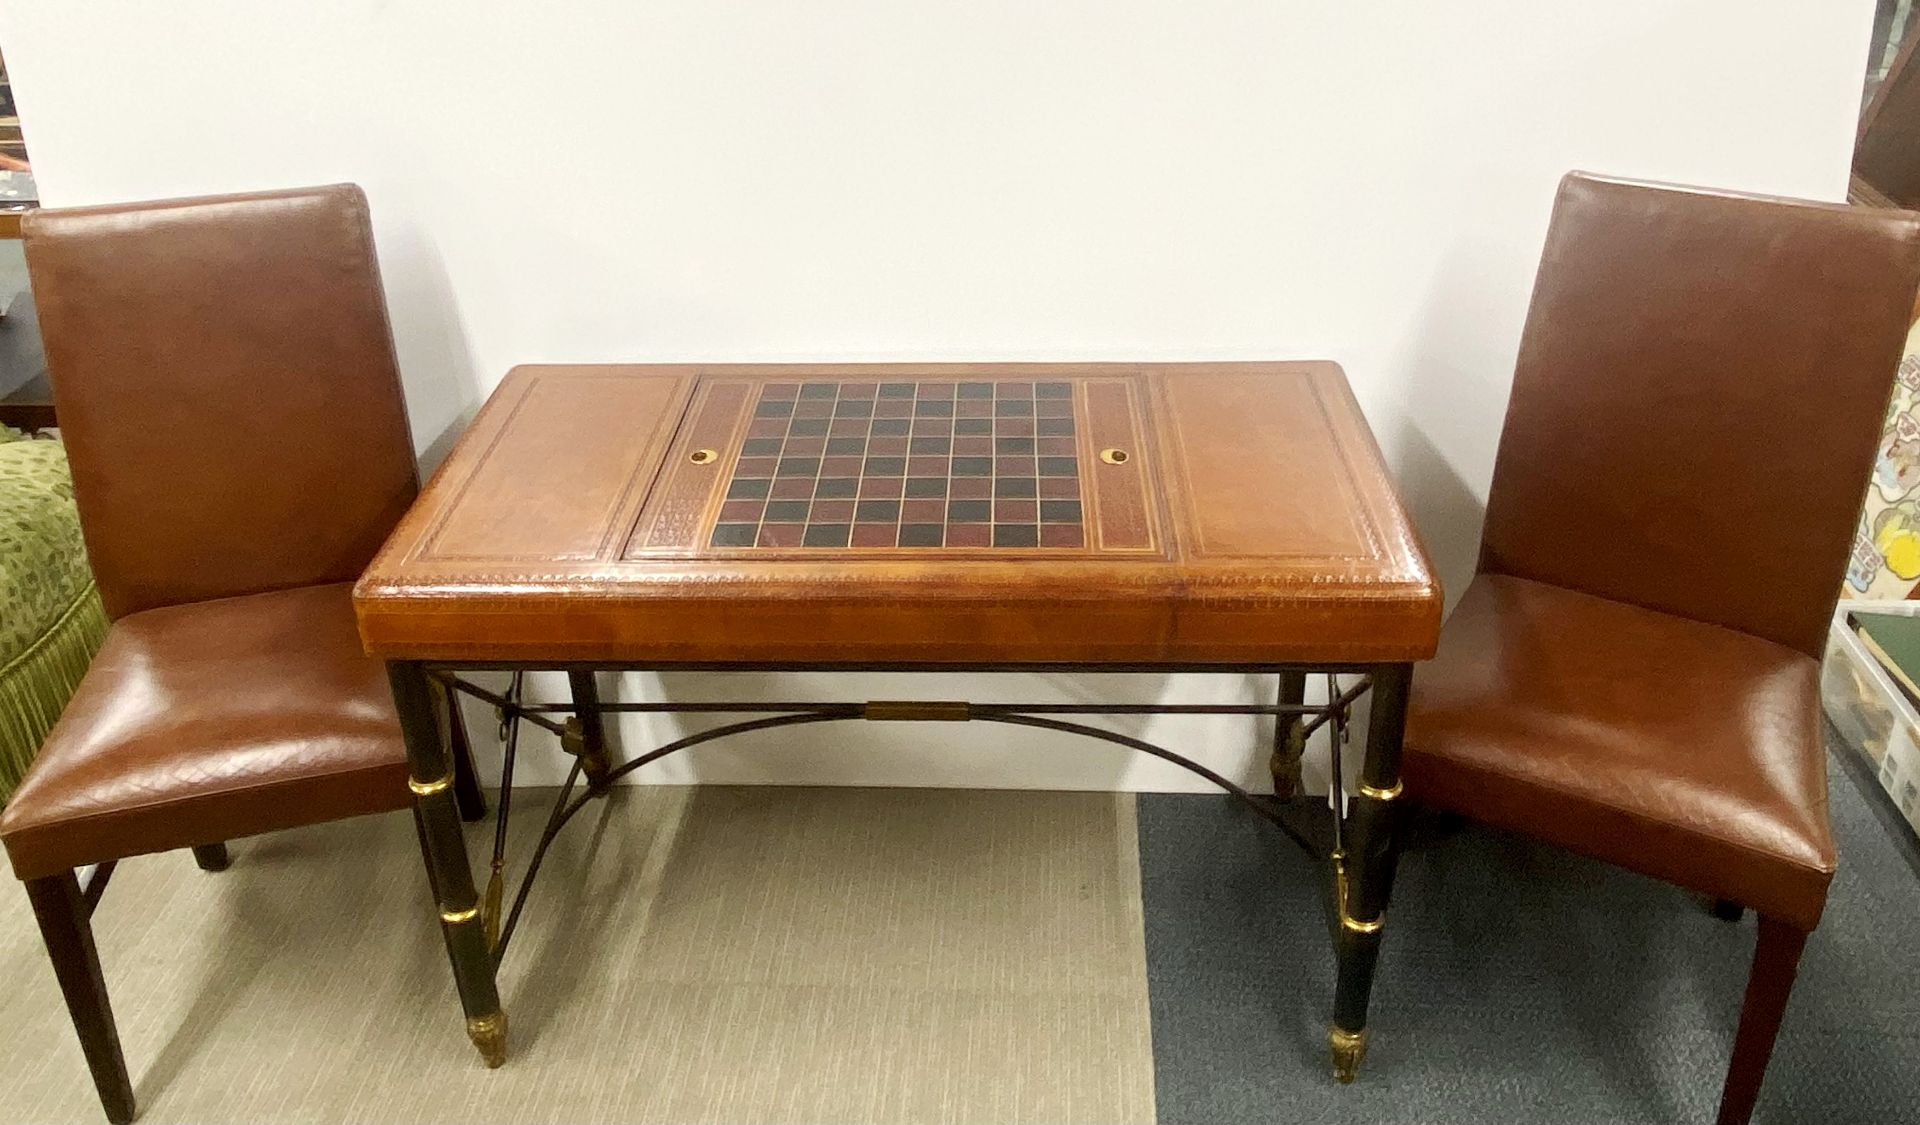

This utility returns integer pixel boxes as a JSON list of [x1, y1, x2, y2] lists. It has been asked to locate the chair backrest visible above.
[[1479, 172, 1920, 659], [24, 184, 419, 619]]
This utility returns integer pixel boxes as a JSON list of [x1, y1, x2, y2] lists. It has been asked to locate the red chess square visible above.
[[995, 418, 1035, 437], [1036, 436, 1076, 456], [949, 477, 992, 499], [955, 399, 992, 418], [953, 436, 992, 456], [748, 418, 789, 439], [792, 400, 834, 419], [860, 476, 904, 499], [810, 499, 856, 521], [944, 523, 990, 547], [733, 456, 778, 478], [907, 456, 948, 476], [821, 456, 864, 476], [839, 382, 879, 399], [994, 456, 1036, 476], [1039, 477, 1080, 499], [757, 523, 804, 547], [916, 381, 956, 399], [867, 435, 909, 456], [1040, 524, 1085, 548], [761, 383, 801, 400], [901, 498, 945, 523], [851, 522, 897, 547], [874, 399, 913, 417], [720, 499, 765, 522], [995, 499, 1038, 522], [783, 436, 827, 455], [830, 419, 869, 437], [771, 478, 814, 500]]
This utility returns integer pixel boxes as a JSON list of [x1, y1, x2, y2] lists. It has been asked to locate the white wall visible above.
[[0, 2, 1880, 791]]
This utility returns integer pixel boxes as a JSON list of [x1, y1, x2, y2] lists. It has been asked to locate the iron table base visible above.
[[386, 661, 1413, 1083]]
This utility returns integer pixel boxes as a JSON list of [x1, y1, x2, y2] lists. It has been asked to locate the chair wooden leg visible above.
[[24, 872, 135, 1124], [190, 843, 230, 872], [1716, 914, 1808, 1125]]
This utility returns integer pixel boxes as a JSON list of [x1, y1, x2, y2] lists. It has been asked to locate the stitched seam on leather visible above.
[[1412, 752, 1836, 878], [6, 759, 411, 874], [1412, 766, 1830, 931], [1479, 572, 1825, 661]]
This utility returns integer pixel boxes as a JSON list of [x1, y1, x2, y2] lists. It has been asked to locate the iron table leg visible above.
[[1268, 671, 1309, 799], [1329, 662, 1411, 1082], [389, 660, 508, 1067], [444, 684, 488, 822], [566, 670, 615, 793]]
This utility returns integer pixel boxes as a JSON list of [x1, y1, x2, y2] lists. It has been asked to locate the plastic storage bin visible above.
[[1824, 601, 1920, 836]]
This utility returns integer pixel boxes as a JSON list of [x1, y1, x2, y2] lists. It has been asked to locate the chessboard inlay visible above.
[[710, 380, 1085, 549]]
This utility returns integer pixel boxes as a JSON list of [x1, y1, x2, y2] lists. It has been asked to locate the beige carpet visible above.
[[0, 787, 1156, 1124]]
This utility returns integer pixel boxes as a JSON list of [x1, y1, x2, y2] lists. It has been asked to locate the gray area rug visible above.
[[1138, 751, 1920, 1124]]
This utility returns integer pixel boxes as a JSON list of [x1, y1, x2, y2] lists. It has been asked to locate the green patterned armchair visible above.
[[0, 425, 106, 800]]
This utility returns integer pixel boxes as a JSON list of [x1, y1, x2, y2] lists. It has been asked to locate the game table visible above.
[[353, 361, 1440, 1082]]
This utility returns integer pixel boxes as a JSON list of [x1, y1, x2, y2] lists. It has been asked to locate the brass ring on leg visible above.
[[1332, 851, 1385, 935], [1357, 778, 1402, 802], [1340, 911, 1384, 935], [409, 774, 452, 797]]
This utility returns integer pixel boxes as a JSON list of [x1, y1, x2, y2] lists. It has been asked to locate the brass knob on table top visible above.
[[1099, 447, 1129, 465], [689, 448, 718, 465]]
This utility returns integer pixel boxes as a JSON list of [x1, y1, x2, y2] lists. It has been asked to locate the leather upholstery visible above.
[[1407, 173, 1920, 930], [355, 363, 1441, 665], [1404, 575, 1833, 929], [2, 185, 418, 880], [1480, 173, 1920, 659], [23, 185, 418, 620], [0, 583, 409, 880]]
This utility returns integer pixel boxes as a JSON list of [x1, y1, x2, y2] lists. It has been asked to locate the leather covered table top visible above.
[[354, 362, 1440, 665]]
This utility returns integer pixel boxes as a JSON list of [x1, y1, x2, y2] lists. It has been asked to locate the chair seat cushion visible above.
[[1403, 574, 1835, 929], [0, 583, 411, 879]]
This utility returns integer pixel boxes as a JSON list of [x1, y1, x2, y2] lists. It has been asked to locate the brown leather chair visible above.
[[1404, 172, 1920, 1125], [1, 185, 480, 1123]]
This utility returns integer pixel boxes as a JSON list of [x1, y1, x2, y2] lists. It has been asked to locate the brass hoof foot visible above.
[[466, 1010, 508, 1068], [1329, 1026, 1368, 1084]]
